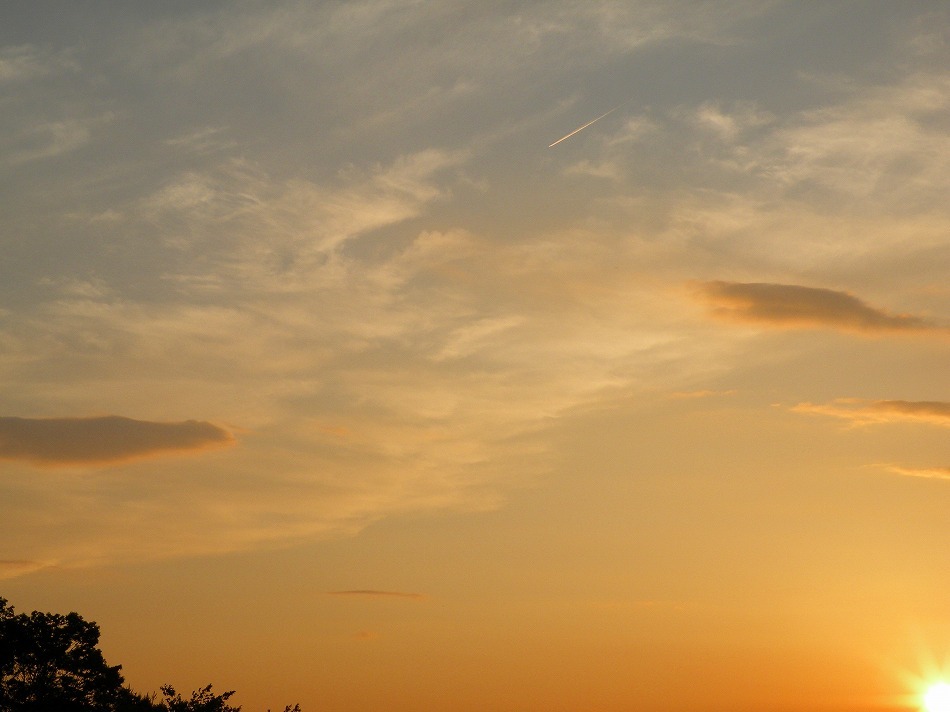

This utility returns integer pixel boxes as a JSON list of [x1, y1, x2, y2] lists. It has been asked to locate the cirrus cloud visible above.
[[0, 415, 234, 466]]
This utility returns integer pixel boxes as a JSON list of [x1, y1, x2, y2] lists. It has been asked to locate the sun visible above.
[[923, 682, 950, 712]]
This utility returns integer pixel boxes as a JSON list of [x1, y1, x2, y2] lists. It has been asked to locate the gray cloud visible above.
[[0, 44, 77, 83], [8, 113, 114, 165], [696, 281, 938, 334], [0, 415, 234, 466]]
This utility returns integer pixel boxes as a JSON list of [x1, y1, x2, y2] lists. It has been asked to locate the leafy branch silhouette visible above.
[[0, 597, 301, 712]]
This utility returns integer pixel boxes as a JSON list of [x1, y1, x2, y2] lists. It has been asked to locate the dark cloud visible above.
[[0, 415, 234, 466], [793, 399, 950, 426], [328, 590, 425, 600], [696, 281, 937, 333]]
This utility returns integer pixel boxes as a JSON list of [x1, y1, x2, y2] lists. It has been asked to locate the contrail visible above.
[[548, 101, 628, 148]]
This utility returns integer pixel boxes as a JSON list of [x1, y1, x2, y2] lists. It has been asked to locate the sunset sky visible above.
[[2, 2, 949, 710]]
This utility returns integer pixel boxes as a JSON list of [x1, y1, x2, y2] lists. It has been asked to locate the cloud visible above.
[[8, 113, 115, 165], [881, 465, 950, 481], [140, 149, 465, 261], [792, 399, 950, 427], [0, 560, 50, 580], [668, 389, 737, 399], [795, 402, 950, 486], [763, 73, 950, 207], [695, 281, 940, 334], [0, 415, 234, 466], [691, 101, 774, 142], [7, 3, 945, 578], [0, 44, 77, 82], [328, 590, 425, 600]]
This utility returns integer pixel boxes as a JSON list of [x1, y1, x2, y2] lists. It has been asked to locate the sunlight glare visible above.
[[924, 682, 950, 712]]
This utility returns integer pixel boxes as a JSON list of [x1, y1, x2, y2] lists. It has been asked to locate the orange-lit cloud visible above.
[[668, 389, 737, 399], [881, 465, 950, 481], [695, 281, 938, 334], [0, 560, 50, 580], [328, 590, 425, 600], [0, 415, 234, 466], [792, 399, 950, 427]]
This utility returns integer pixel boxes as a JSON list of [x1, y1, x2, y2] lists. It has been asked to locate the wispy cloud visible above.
[[792, 399, 950, 427], [328, 590, 425, 600], [0, 560, 50, 580], [7, 113, 115, 165], [0, 44, 77, 82], [668, 389, 737, 399], [4, 2, 947, 583], [880, 464, 950, 481], [695, 281, 941, 334], [0, 416, 234, 466], [164, 126, 234, 154], [690, 100, 774, 142], [141, 149, 465, 261], [765, 73, 950, 206]]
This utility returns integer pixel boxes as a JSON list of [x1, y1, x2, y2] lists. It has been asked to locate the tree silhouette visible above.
[[0, 596, 147, 711], [0, 598, 301, 712], [158, 684, 239, 712]]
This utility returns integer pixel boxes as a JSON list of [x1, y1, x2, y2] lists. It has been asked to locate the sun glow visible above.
[[923, 682, 950, 712]]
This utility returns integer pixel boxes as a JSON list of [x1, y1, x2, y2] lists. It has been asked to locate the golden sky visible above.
[[2, 2, 949, 710]]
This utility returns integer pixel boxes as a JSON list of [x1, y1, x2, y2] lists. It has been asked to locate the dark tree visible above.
[[0, 597, 145, 711], [158, 684, 239, 712], [0, 598, 301, 712], [155, 685, 302, 712]]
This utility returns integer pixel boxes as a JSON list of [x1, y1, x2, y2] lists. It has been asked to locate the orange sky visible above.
[[1, 2, 949, 710]]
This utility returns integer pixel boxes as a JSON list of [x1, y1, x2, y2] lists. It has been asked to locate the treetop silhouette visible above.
[[0, 598, 301, 712]]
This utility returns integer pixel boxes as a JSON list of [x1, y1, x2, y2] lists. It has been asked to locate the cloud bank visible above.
[[0, 416, 234, 466], [696, 281, 938, 334]]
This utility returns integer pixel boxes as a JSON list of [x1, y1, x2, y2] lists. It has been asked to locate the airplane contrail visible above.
[[548, 101, 628, 148]]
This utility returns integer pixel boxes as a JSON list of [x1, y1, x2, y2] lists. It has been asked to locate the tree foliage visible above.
[[158, 684, 239, 712], [0, 598, 301, 712], [0, 597, 139, 711]]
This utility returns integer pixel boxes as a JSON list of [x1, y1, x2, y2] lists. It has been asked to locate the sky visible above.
[[2, 1, 949, 710]]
